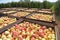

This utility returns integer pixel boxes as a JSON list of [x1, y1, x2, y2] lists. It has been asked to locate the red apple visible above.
[[39, 29, 44, 33], [12, 31, 19, 37], [30, 36, 36, 40], [12, 38, 15, 40], [39, 32, 44, 37], [19, 27, 26, 31], [15, 24, 20, 29], [41, 26, 46, 30], [35, 30, 39, 35], [38, 16, 41, 18], [32, 34, 39, 38]]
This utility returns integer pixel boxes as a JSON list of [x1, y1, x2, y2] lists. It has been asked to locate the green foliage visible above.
[[54, 1, 60, 15], [43, 1, 47, 8], [51, 5, 55, 11], [0, 1, 53, 9], [43, 1, 53, 9]]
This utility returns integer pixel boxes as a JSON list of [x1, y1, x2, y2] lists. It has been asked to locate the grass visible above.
[[55, 15, 60, 35], [56, 16, 60, 24]]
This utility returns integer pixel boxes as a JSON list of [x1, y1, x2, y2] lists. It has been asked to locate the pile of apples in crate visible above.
[[0, 17, 16, 28], [38, 9, 52, 13], [25, 8, 37, 12], [10, 12, 30, 17], [3, 11, 16, 14], [28, 13, 53, 22], [0, 21, 55, 40], [0, 8, 56, 40]]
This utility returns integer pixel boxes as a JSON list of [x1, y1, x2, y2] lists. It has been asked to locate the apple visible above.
[[39, 32, 44, 37], [12, 31, 19, 38], [15, 24, 20, 29], [32, 34, 39, 38], [41, 26, 46, 30], [5, 31, 10, 35], [22, 34, 27, 38], [11, 12, 30, 17], [0, 39, 2, 40], [29, 13, 53, 22], [18, 35, 23, 40], [34, 30, 39, 35], [49, 28, 52, 31], [41, 38, 46, 40], [0, 17, 16, 28], [39, 29, 44, 33], [30, 36, 36, 40], [0, 21, 55, 40]]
